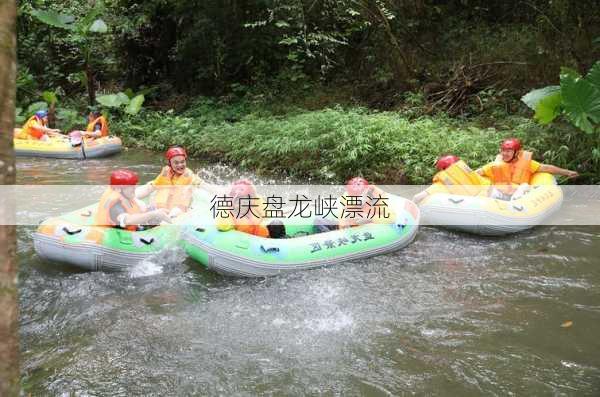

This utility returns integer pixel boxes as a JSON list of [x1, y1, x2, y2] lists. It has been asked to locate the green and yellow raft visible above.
[[183, 194, 420, 277], [33, 202, 184, 271], [34, 191, 420, 275]]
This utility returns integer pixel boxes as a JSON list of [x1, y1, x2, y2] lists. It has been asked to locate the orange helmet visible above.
[[346, 177, 369, 196], [436, 155, 460, 171], [501, 138, 521, 151], [110, 169, 139, 186]]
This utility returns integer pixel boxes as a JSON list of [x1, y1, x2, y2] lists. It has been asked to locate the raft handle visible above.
[[62, 227, 82, 235], [448, 198, 464, 204], [140, 237, 155, 245], [260, 245, 280, 254], [80, 210, 92, 217], [512, 204, 524, 212], [195, 227, 206, 233]]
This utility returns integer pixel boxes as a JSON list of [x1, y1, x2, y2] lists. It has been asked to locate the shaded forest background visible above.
[[14, 0, 600, 183], [17, 0, 599, 110]]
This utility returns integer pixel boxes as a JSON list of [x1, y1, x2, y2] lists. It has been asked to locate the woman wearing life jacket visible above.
[[477, 138, 578, 200], [337, 177, 395, 229], [135, 146, 203, 218], [412, 155, 489, 204], [15, 110, 61, 140], [216, 179, 270, 237], [95, 169, 171, 231], [84, 110, 109, 138]]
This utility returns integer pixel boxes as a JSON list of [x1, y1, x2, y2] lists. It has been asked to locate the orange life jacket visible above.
[[216, 196, 270, 237], [432, 160, 488, 196], [22, 116, 46, 140], [491, 150, 533, 195], [95, 187, 142, 231], [86, 116, 109, 137], [152, 166, 196, 211]]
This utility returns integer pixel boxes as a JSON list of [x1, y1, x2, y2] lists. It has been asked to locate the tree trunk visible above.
[[86, 62, 96, 107], [0, 0, 19, 395]]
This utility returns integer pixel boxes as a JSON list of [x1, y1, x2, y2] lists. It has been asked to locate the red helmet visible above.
[[230, 179, 255, 197], [501, 138, 521, 151], [346, 177, 369, 196], [436, 155, 460, 171], [110, 169, 139, 186], [165, 146, 187, 161]]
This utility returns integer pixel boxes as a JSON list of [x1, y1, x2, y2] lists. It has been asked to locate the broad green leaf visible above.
[[96, 94, 122, 108], [585, 61, 600, 91], [27, 101, 48, 114], [561, 72, 600, 133], [89, 19, 108, 33], [125, 95, 145, 115], [15, 107, 22, 116], [534, 91, 562, 124], [42, 91, 57, 105], [30, 9, 75, 30], [521, 85, 560, 110], [56, 108, 78, 120], [116, 92, 131, 105]]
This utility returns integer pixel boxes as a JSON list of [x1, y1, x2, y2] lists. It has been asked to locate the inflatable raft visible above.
[[14, 135, 122, 159], [183, 194, 420, 277], [419, 172, 563, 235], [33, 203, 185, 271]]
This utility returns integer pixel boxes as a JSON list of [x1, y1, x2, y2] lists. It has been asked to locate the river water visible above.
[[17, 151, 600, 395]]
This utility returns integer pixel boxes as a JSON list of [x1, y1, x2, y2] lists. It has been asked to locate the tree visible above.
[[0, 0, 19, 394], [29, 4, 109, 106]]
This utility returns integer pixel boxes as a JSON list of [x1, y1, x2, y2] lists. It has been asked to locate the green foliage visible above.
[[96, 91, 145, 115], [29, 8, 75, 30], [523, 61, 600, 134], [534, 92, 562, 124], [560, 67, 600, 133], [521, 86, 561, 110]]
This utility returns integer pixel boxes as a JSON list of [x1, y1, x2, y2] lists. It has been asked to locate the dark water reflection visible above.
[[17, 152, 600, 395]]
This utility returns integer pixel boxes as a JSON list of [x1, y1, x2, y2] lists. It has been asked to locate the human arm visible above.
[[119, 208, 172, 226], [538, 164, 579, 178], [135, 183, 156, 199]]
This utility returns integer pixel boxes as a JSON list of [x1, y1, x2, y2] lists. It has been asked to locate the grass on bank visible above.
[[112, 99, 600, 184]]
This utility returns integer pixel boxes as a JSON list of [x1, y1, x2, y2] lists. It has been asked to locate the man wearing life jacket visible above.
[[84, 111, 109, 139], [412, 155, 489, 203], [338, 177, 395, 229], [135, 146, 202, 218], [216, 179, 270, 237], [95, 169, 171, 231], [14, 110, 61, 140], [477, 138, 578, 200]]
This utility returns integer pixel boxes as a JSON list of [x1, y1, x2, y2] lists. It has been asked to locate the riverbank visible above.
[[112, 98, 599, 184]]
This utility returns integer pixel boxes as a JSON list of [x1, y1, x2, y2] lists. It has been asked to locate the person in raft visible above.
[[83, 110, 109, 139], [216, 179, 272, 237], [314, 177, 394, 233], [95, 169, 171, 231], [14, 110, 62, 141], [476, 138, 579, 201], [412, 155, 490, 204], [135, 146, 203, 218]]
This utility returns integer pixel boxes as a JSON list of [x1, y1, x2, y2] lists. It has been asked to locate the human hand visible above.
[[565, 170, 579, 179], [154, 208, 172, 223]]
